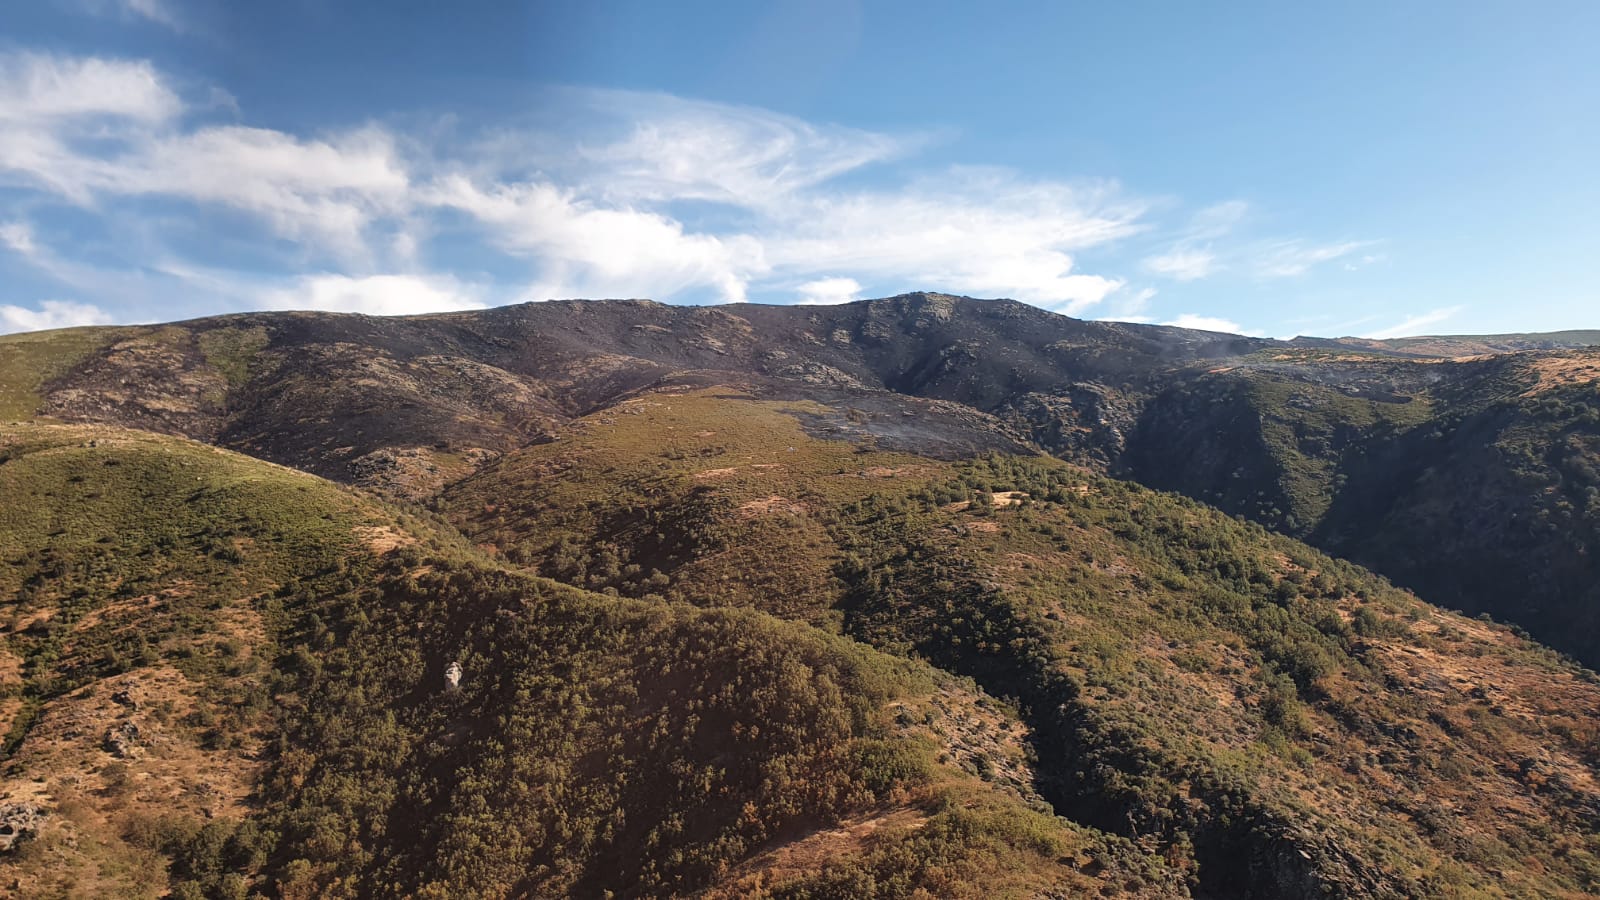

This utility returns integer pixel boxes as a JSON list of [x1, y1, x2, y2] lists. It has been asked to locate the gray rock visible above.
[[0, 803, 44, 852]]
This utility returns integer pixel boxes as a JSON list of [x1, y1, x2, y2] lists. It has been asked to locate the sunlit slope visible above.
[[445, 389, 1600, 897], [0, 327, 121, 422], [0, 424, 1155, 899], [0, 424, 456, 897]]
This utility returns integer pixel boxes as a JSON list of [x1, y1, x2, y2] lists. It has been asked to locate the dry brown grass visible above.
[[1520, 352, 1600, 396], [0, 665, 266, 898]]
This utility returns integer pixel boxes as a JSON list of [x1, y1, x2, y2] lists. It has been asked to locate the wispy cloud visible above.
[[120, 0, 184, 30], [1143, 248, 1216, 281], [0, 52, 407, 260], [70, 0, 187, 32], [1140, 200, 1246, 282], [0, 52, 180, 124], [555, 89, 914, 210], [1092, 286, 1157, 323], [1253, 239, 1377, 278], [0, 222, 39, 257], [2, 52, 1156, 314], [0, 299, 114, 334], [1360, 306, 1462, 340], [1140, 201, 1377, 287]]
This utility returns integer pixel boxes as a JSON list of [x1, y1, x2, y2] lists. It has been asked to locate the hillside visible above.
[[1122, 348, 1600, 665], [442, 388, 1600, 897], [5, 294, 1595, 668], [0, 426, 1166, 899], [3, 298, 1600, 896]]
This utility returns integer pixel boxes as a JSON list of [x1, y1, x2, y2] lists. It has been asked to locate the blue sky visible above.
[[1, 1, 1596, 337]]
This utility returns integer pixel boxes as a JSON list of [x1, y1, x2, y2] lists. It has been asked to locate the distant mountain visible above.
[[4, 295, 1600, 897], [1328, 330, 1600, 357]]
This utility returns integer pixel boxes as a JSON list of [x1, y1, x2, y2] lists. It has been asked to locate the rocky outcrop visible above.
[[0, 803, 44, 852]]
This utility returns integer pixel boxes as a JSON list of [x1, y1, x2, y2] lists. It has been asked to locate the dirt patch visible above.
[[735, 496, 809, 519], [349, 446, 499, 500], [900, 684, 1038, 800], [855, 465, 936, 479], [0, 696, 22, 744], [708, 807, 929, 895], [70, 593, 168, 635], [1520, 353, 1600, 396], [694, 467, 740, 480], [990, 491, 1029, 507], [355, 524, 416, 554], [4, 665, 261, 817], [6, 607, 54, 635], [0, 643, 22, 685], [211, 600, 267, 663]]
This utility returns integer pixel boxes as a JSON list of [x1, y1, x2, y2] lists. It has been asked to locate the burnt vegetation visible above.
[[2, 296, 1599, 897]]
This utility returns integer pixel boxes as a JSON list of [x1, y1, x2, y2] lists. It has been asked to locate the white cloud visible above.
[[119, 125, 412, 257], [257, 274, 487, 316], [0, 52, 181, 123], [1139, 201, 1245, 282], [1188, 200, 1249, 237], [429, 175, 767, 301], [1141, 202, 1379, 287], [0, 222, 38, 257], [0, 299, 115, 334], [0, 53, 1392, 328], [1360, 306, 1462, 340], [1254, 239, 1375, 278], [1344, 252, 1386, 271], [766, 170, 1141, 312], [71, 0, 186, 31], [449, 106, 1141, 310], [1143, 248, 1215, 281], [794, 277, 862, 305], [0, 51, 410, 260], [1163, 313, 1259, 335]]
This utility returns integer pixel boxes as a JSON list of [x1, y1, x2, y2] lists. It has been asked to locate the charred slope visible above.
[[0, 294, 1261, 491], [4, 296, 1598, 666]]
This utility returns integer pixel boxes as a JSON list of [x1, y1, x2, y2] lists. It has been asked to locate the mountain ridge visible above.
[[3, 295, 1600, 897], [5, 293, 1595, 666]]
